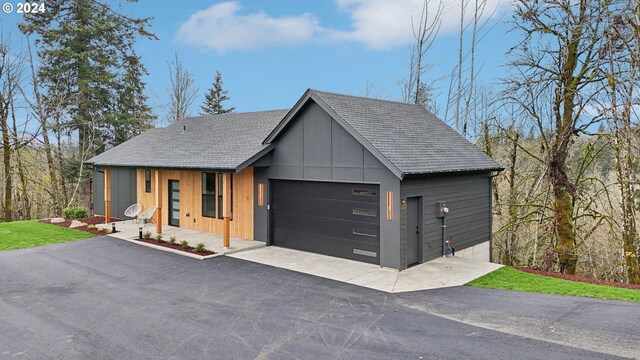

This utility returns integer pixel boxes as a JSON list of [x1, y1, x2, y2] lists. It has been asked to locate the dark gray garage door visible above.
[[270, 180, 380, 264]]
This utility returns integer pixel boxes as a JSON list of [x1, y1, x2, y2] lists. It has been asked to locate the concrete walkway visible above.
[[98, 220, 264, 256], [228, 246, 503, 293]]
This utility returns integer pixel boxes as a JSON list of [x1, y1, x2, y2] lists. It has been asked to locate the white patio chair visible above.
[[124, 204, 142, 224], [138, 206, 158, 225]]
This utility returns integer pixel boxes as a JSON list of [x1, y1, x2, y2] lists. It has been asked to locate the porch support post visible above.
[[104, 167, 111, 224], [155, 169, 162, 234], [223, 172, 231, 248]]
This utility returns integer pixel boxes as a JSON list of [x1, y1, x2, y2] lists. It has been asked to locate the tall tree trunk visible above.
[[53, 115, 69, 206], [27, 40, 61, 216], [0, 94, 12, 222], [10, 95, 30, 219], [550, 137, 577, 274], [453, 0, 466, 132]]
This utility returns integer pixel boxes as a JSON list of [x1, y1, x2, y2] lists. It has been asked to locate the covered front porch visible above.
[[101, 166, 252, 248], [98, 220, 264, 256]]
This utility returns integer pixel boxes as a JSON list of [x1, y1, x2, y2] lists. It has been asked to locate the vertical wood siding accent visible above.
[[136, 167, 254, 239]]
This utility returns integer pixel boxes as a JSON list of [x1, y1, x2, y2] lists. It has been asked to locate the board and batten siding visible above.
[[253, 100, 402, 269], [400, 173, 492, 264], [136, 167, 254, 239], [93, 166, 137, 219]]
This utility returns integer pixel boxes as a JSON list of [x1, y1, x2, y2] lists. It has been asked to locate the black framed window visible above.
[[145, 169, 151, 193], [202, 173, 216, 218]]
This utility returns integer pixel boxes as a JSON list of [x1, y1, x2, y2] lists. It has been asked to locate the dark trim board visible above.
[[269, 179, 381, 264]]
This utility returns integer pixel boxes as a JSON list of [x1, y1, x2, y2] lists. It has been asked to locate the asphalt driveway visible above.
[[0, 237, 638, 359]]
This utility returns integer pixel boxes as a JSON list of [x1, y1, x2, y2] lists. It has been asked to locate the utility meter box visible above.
[[438, 201, 449, 218]]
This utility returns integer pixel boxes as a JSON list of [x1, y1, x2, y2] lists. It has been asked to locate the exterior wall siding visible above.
[[253, 100, 402, 269], [93, 166, 137, 219], [136, 167, 254, 239], [400, 173, 492, 264]]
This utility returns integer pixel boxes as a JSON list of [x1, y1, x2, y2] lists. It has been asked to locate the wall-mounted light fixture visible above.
[[258, 183, 265, 207], [386, 192, 393, 220], [401, 198, 407, 208]]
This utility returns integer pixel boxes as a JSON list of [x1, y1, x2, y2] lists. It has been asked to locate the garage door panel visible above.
[[272, 196, 379, 224], [273, 230, 380, 264], [272, 212, 379, 246], [272, 181, 379, 204], [271, 180, 380, 265]]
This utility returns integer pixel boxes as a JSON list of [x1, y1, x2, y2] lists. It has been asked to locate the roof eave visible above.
[[235, 144, 275, 172]]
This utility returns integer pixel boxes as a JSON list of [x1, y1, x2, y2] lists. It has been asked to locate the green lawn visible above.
[[468, 266, 640, 303], [0, 220, 95, 251]]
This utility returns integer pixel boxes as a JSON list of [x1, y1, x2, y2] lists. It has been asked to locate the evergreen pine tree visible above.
[[19, 0, 157, 157], [201, 71, 235, 115]]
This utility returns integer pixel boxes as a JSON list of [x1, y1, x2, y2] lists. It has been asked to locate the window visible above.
[[353, 189, 377, 196], [202, 172, 233, 220], [202, 173, 216, 218], [353, 208, 377, 217], [145, 169, 151, 193]]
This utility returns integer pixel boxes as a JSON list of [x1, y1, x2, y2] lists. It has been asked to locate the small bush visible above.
[[194, 243, 206, 252], [87, 224, 96, 229], [180, 240, 189, 250], [155, 234, 163, 243], [169, 236, 177, 244], [143, 231, 152, 239], [62, 206, 88, 219]]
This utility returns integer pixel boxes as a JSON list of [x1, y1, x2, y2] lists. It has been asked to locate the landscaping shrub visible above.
[[169, 236, 177, 244], [180, 240, 189, 250], [143, 231, 151, 239], [195, 243, 206, 252], [62, 206, 88, 219], [155, 234, 163, 243]]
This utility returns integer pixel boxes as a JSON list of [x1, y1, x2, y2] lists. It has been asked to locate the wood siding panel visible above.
[[136, 167, 254, 239]]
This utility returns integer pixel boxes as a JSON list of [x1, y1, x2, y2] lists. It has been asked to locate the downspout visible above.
[[489, 171, 500, 263]]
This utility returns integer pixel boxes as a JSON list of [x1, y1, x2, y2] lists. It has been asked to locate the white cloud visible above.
[[176, 0, 508, 52], [331, 0, 507, 49], [176, 1, 322, 52]]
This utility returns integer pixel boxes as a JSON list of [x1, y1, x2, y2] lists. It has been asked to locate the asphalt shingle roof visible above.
[[87, 89, 502, 177], [309, 90, 502, 175], [86, 110, 288, 170]]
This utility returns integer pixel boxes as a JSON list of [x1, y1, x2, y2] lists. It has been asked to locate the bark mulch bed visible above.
[[137, 237, 215, 256], [518, 267, 640, 290], [40, 216, 120, 236]]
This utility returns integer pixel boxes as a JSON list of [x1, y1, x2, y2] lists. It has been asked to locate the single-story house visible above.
[[87, 89, 503, 270]]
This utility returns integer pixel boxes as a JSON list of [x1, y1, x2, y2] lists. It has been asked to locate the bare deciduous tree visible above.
[[0, 33, 23, 222], [401, 0, 443, 113], [598, 0, 640, 283], [507, 0, 611, 275], [167, 53, 198, 123]]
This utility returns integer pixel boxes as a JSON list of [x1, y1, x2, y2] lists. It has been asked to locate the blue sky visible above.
[[1, 0, 516, 122]]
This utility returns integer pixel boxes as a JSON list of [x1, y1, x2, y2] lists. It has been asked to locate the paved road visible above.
[[0, 237, 638, 360]]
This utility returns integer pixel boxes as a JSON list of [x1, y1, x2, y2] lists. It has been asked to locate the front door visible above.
[[406, 197, 422, 266], [169, 180, 180, 227]]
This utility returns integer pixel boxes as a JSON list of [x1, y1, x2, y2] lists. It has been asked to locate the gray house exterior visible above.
[[89, 89, 502, 270], [93, 166, 137, 219]]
